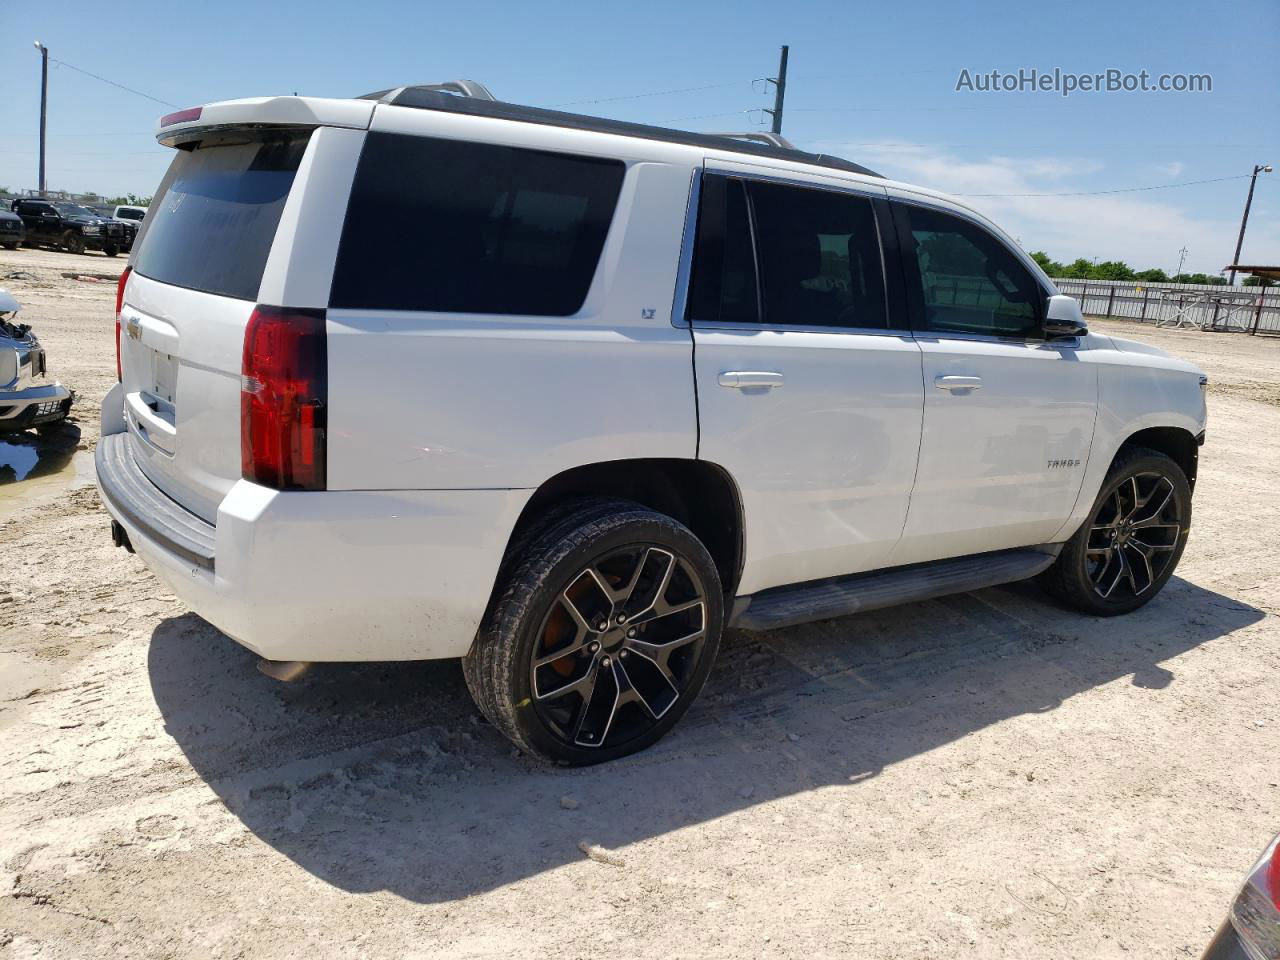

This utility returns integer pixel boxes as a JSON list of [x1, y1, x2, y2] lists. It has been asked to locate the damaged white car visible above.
[[0, 288, 72, 436]]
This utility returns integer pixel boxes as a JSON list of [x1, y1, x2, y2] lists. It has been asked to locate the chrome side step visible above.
[[729, 546, 1062, 632]]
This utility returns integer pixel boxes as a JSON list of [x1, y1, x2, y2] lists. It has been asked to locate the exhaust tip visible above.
[[256, 659, 311, 683]]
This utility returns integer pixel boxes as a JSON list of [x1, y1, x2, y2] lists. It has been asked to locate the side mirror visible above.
[[1044, 294, 1088, 339]]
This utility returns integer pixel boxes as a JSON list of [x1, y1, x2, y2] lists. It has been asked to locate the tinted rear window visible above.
[[330, 133, 625, 315], [132, 133, 310, 301]]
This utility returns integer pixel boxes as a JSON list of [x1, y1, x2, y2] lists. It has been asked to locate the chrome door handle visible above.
[[718, 371, 784, 390], [934, 375, 983, 392]]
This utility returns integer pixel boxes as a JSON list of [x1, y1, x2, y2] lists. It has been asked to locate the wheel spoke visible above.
[[1124, 476, 1140, 519], [1133, 479, 1174, 523], [621, 550, 677, 621], [1132, 517, 1179, 532], [614, 657, 672, 720], [1125, 542, 1155, 594], [561, 580, 604, 635], [533, 636, 590, 669], [1098, 549, 1128, 598], [630, 596, 703, 628], [535, 658, 597, 703], [573, 662, 620, 747], [627, 625, 704, 664]]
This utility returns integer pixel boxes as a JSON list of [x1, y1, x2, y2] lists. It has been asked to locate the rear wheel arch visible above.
[[501, 459, 745, 598]]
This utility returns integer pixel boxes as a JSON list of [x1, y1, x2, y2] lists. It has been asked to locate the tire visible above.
[[63, 232, 86, 255], [464, 498, 724, 766], [1041, 447, 1191, 616], [103, 244, 119, 257], [2, 243, 16, 251]]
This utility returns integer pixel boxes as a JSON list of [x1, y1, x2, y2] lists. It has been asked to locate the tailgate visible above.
[[121, 130, 312, 523]]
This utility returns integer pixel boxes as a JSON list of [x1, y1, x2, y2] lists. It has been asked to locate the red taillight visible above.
[[240, 306, 327, 491], [159, 106, 202, 127], [115, 266, 131, 382]]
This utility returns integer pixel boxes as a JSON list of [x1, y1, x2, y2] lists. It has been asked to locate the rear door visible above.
[[690, 165, 925, 595], [120, 127, 359, 522]]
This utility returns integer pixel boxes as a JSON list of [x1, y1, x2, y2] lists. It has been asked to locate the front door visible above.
[[887, 198, 1098, 566], [688, 169, 925, 595]]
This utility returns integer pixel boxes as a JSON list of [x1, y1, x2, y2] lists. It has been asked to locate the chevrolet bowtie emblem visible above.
[[126, 317, 141, 340]]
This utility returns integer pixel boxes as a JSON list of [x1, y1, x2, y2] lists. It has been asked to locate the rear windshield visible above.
[[132, 132, 311, 301], [330, 133, 625, 316]]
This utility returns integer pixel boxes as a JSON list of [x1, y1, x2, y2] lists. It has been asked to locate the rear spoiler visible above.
[[156, 96, 374, 147]]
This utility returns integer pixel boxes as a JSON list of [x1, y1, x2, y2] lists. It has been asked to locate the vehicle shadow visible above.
[[0, 422, 81, 484], [148, 575, 1262, 903]]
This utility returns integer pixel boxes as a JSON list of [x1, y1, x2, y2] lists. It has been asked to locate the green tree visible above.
[[1093, 260, 1135, 281], [1244, 275, 1275, 287], [1028, 250, 1064, 275], [1134, 268, 1168, 282], [1060, 258, 1095, 279]]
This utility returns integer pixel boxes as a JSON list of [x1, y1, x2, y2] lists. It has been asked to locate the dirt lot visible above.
[[1, 246, 1278, 959]]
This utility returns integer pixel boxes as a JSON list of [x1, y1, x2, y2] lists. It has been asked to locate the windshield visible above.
[[52, 202, 98, 217], [118, 208, 145, 221]]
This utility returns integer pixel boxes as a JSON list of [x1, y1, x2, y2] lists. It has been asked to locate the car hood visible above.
[[0, 210, 21, 222], [1106, 334, 1174, 359], [1104, 333, 1206, 378]]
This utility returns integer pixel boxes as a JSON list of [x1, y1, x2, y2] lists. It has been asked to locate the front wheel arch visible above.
[[1114, 426, 1201, 492]]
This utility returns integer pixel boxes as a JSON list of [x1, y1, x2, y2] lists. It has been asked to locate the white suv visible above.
[[96, 81, 1208, 764]]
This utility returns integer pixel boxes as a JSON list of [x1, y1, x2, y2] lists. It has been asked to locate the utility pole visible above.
[[762, 45, 789, 135], [1228, 163, 1273, 286], [1174, 246, 1189, 281], [33, 41, 48, 195]]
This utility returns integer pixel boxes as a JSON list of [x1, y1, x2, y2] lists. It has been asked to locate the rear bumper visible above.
[[1199, 919, 1251, 960], [94, 431, 531, 662]]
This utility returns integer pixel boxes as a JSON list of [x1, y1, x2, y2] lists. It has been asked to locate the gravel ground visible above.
[[2, 246, 1278, 959]]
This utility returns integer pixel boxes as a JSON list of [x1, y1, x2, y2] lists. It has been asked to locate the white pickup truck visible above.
[[96, 82, 1207, 764]]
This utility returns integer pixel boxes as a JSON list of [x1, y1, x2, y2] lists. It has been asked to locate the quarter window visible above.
[[331, 134, 625, 316], [898, 204, 1042, 338]]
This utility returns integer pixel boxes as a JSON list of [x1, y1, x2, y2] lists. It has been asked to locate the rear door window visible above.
[[686, 175, 759, 325], [330, 133, 625, 316], [686, 174, 888, 330], [748, 181, 888, 329], [132, 132, 311, 301]]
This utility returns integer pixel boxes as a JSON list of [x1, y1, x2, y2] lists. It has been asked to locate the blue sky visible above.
[[2, 0, 1276, 274]]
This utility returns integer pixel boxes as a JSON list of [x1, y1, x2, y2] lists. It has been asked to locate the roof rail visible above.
[[362, 80, 498, 104], [702, 131, 797, 150], [357, 84, 881, 179]]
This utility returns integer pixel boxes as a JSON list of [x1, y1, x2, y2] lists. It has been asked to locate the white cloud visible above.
[[1149, 160, 1186, 180], [851, 142, 1279, 273]]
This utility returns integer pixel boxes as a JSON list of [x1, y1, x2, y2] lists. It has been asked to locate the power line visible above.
[[957, 174, 1252, 198], [48, 56, 179, 109]]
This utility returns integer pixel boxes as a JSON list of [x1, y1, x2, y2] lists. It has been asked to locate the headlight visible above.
[[83, 225, 100, 235]]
